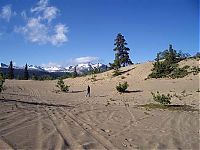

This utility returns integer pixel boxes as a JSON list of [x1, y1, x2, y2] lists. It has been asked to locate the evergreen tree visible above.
[[24, 63, 29, 80], [73, 66, 78, 78], [113, 33, 132, 68], [8, 61, 14, 79]]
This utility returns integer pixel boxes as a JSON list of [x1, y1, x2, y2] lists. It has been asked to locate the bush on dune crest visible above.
[[148, 44, 191, 79]]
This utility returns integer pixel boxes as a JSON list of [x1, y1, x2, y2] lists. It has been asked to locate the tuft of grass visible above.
[[138, 103, 198, 112], [151, 91, 171, 105]]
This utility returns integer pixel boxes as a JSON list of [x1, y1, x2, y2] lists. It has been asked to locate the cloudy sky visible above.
[[0, 0, 198, 67]]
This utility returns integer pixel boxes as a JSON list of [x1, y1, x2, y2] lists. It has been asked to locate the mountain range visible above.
[[0, 62, 107, 78]]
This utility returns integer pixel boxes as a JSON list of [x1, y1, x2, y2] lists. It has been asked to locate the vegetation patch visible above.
[[151, 91, 171, 105], [148, 45, 191, 79], [170, 66, 189, 79], [116, 81, 129, 93], [138, 103, 198, 112], [112, 69, 122, 77]]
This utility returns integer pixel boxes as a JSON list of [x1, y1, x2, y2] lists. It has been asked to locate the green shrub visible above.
[[0, 72, 5, 93], [151, 91, 171, 105], [148, 45, 191, 79], [116, 81, 129, 93], [56, 78, 70, 92], [112, 69, 122, 77], [170, 67, 189, 78]]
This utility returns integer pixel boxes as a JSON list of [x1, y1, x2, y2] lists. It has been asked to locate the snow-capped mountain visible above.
[[0, 63, 8, 68], [28, 65, 45, 71], [0, 62, 107, 74], [43, 66, 67, 73]]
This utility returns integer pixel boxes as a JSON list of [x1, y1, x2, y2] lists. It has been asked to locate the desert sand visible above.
[[0, 59, 199, 149]]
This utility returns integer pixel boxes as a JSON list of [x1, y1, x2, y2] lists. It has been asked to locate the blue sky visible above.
[[0, 0, 199, 67]]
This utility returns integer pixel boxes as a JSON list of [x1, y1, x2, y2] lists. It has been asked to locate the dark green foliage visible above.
[[56, 78, 70, 92], [149, 61, 177, 78], [116, 81, 129, 93], [170, 66, 189, 79], [112, 33, 133, 68], [24, 63, 29, 80], [32, 73, 38, 80], [151, 91, 171, 105], [8, 61, 14, 79], [149, 45, 190, 79], [0, 72, 5, 93]]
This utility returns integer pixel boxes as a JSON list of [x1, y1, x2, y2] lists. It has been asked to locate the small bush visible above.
[[0, 72, 5, 93], [151, 91, 171, 105], [116, 81, 129, 93], [112, 69, 122, 77], [56, 78, 70, 92]]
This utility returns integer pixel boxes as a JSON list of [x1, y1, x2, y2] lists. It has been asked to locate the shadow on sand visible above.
[[71, 90, 85, 93], [124, 90, 143, 93]]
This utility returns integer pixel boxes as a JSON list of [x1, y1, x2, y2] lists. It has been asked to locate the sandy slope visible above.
[[0, 58, 199, 149]]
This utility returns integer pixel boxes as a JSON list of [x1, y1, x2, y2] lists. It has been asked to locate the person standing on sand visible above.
[[86, 85, 90, 97]]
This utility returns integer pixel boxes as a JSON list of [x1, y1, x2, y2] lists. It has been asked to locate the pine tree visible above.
[[24, 63, 29, 80], [73, 66, 78, 78], [113, 33, 132, 68], [8, 61, 14, 79]]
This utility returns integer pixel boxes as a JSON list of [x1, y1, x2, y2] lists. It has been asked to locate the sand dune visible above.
[[0, 59, 199, 149]]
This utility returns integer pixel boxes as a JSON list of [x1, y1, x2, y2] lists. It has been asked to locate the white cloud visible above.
[[15, 0, 68, 46], [43, 6, 59, 23], [0, 5, 13, 22], [73, 57, 100, 64], [21, 10, 27, 20], [51, 24, 68, 45], [15, 18, 49, 44], [31, 0, 59, 23], [31, 0, 48, 13]]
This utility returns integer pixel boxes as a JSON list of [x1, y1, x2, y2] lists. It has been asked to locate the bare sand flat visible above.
[[0, 59, 199, 149]]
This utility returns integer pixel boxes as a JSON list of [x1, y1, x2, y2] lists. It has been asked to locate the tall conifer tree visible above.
[[8, 61, 14, 79], [24, 63, 29, 80], [113, 33, 132, 68]]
